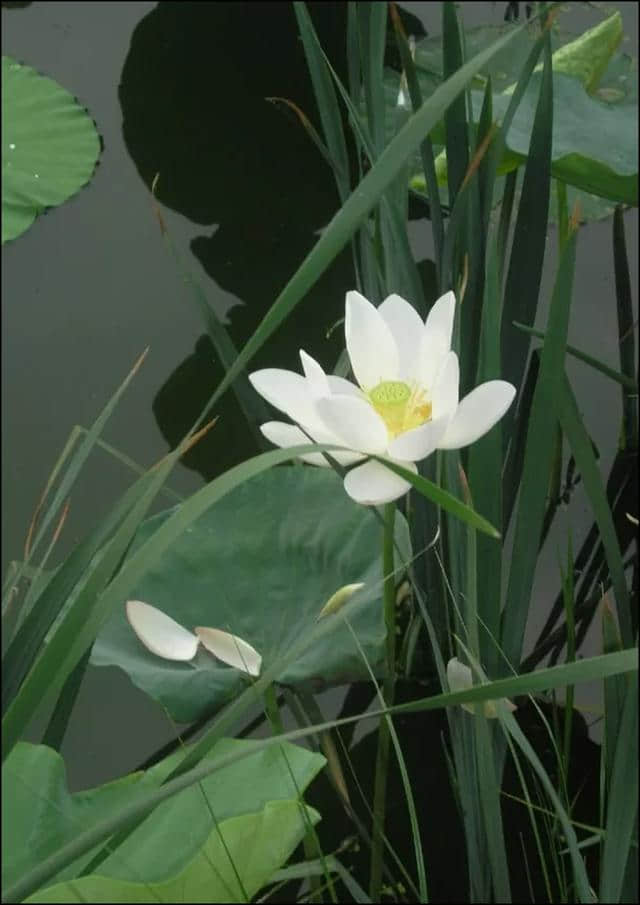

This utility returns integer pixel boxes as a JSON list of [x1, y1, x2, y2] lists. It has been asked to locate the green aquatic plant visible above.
[[2, 56, 101, 243], [1, 3, 637, 903]]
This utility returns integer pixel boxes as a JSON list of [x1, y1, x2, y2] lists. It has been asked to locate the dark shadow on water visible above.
[[120, 1, 426, 481]]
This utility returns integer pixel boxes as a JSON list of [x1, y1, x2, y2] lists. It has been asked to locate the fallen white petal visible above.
[[345, 290, 399, 390], [439, 380, 516, 450], [431, 351, 459, 420], [316, 395, 388, 455], [195, 627, 262, 676], [260, 421, 364, 466], [343, 458, 417, 505], [126, 600, 199, 661], [378, 293, 424, 381], [299, 349, 330, 399], [387, 414, 450, 462]]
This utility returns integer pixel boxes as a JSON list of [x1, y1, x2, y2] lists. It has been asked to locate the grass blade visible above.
[[2, 350, 148, 617], [203, 14, 544, 416], [389, 1, 443, 289], [556, 376, 632, 647], [500, 30, 553, 405], [501, 224, 577, 671], [442, 1, 469, 205], [613, 205, 638, 452], [600, 677, 638, 902], [6, 646, 636, 903], [469, 234, 503, 674], [1, 444, 337, 760], [294, 2, 350, 202], [513, 322, 638, 391], [151, 188, 270, 445], [372, 456, 500, 538]]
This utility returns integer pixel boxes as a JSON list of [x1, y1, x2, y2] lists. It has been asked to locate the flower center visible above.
[[368, 380, 432, 438]]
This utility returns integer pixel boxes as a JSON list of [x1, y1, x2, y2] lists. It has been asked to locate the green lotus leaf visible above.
[[2, 56, 101, 243], [3, 738, 324, 901], [387, 14, 637, 219], [25, 801, 319, 903], [92, 467, 411, 722]]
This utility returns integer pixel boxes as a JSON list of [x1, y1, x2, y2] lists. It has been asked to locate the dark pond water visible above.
[[2, 1, 637, 792]]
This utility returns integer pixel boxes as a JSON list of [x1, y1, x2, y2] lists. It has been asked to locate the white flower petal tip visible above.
[[126, 600, 199, 662], [345, 291, 399, 389], [378, 294, 424, 381], [299, 349, 330, 398], [317, 582, 366, 620], [439, 380, 517, 450], [343, 459, 417, 506], [247, 368, 312, 425], [446, 657, 516, 719], [194, 627, 262, 677], [425, 291, 456, 346]]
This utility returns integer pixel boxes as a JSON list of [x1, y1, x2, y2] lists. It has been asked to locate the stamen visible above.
[[368, 380, 432, 438]]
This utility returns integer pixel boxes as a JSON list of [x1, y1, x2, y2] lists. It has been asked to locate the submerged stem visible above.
[[369, 502, 396, 900]]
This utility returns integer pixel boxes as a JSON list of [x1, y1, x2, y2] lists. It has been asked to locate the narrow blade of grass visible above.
[[442, 1, 469, 205], [294, 2, 350, 202], [602, 596, 626, 792], [469, 234, 503, 675], [513, 322, 638, 391], [389, 1, 443, 289], [357, 2, 387, 156], [344, 618, 428, 903], [501, 225, 577, 671], [151, 191, 270, 445], [6, 647, 636, 903], [600, 677, 638, 902], [40, 648, 91, 751], [1, 444, 338, 760], [613, 205, 638, 451], [203, 14, 543, 416], [371, 455, 500, 538], [497, 706, 594, 903], [2, 350, 148, 616], [500, 31, 553, 406], [556, 376, 632, 647]]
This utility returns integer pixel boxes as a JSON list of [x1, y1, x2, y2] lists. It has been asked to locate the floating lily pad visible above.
[[92, 467, 410, 723], [2, 56, 101, 243], [3, 738, 324, 902]]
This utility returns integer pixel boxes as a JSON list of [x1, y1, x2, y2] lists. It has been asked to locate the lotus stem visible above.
[[369, 502, 396, 900]]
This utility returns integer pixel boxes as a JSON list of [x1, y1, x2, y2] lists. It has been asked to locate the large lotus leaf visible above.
[[3, 738, 324, 899], [92, 467, 411, 722], [413, 13, 625, 96], [2, 56, 101, 243], [26, 800, 318, 903], [489, 71, 637, 204], [385, 15, 637, 217]]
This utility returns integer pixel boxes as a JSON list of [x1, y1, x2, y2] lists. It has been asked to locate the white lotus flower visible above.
[[249, 290, 516, 506], [126, 600, 262, 677], [446, 657, 516, 719]]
